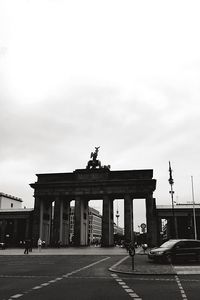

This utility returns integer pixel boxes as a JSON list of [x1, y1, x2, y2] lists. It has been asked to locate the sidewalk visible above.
[[109, 252, 175, 275], [0, 246, 128, 256]]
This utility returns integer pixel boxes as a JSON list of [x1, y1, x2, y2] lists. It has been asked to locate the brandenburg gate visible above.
[[30, 148, 157, 247]]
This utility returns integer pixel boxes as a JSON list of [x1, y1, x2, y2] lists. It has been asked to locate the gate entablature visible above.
[[31, 169, 156, 199]]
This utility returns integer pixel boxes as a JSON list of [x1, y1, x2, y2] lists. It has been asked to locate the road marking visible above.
[[48, 280, 57, 283], [64, 256, 110, 275], [32, 286, 42, 290], [118, 281, 126, 285], [120, 277, 200, 282], [125, 288, 134, 293], [174, 265, 200, 274], [111, 273, 142, 299], [110, 255, 129, 269], [175, 266, 200, 268], [175, 275, 188, 300], [0, 275, 51, 278], [176, 270, 200, 274], [130, 296, 142, 299], [6, 256, 110, 300]]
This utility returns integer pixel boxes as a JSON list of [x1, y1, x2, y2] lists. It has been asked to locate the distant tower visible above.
[[168, 161, 177, 238], [115, 200, 120, 228]]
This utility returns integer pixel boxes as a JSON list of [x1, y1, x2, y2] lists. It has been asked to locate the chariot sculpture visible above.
[[86, 147, 110, 170]]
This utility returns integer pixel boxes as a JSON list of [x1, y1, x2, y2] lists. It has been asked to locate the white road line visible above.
[[0, 275, 50, 278], [177, 270, 200, 274], [175, 275, 188, 300], [112, 273, 142, 299], [174, 265, 200, 274], [129, 293, 141, 298], [7, 256, 111, 300], [110, 256, 129, 269], [175, 266, 200, 268], [64, 256, 110, 275], [111, 273, 118, 277], [125, 289, 134, 293]]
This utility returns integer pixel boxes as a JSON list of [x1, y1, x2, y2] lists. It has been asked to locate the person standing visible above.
[[37, 238, 42, 252]]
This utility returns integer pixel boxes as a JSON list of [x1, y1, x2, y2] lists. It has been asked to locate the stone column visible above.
[[32, 196, 42, 246], [46, 200, 52, 246], [124, 194, 133, 243], [174, 216, 178, 238], [62, 200, 71, 246], [53, 196, 62, 245], [59, 198, 63, 242], [157, 217, 163, 245], [0, 220, 6, 242], [13, 219, 18, 244], [53, 197, 71, 246], [25, 218, 30, 239], [39, 198, 44, 239], [145, 196, 158, 247], [74, 196, 89, 246], [101, 195, 114, 247]]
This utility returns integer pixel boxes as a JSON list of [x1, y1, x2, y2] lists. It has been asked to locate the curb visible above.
[[109, 268, 176, 276], [108, 255, 176, 276]]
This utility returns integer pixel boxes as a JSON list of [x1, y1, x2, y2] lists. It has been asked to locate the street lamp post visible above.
[[191, 176, 197, 240], [168, 161, 177, 238]]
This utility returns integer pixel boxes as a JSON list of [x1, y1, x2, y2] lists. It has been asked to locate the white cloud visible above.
[[1, 0, 200, 227]]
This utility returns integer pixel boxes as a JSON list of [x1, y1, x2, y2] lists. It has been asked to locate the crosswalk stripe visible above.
[[174, 266, 200, 274]]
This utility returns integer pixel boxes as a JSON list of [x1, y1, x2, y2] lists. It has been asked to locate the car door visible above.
[[172, 241, 188, 261], [186, 241, 200, 260]]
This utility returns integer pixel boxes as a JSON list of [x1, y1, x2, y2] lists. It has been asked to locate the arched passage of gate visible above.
[[30, 168, 157, 247]]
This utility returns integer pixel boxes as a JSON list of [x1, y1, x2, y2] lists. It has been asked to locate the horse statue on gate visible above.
[[86, 146, 102, 169]]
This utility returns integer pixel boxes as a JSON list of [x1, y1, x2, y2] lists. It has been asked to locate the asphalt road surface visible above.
[[1, 255, 200, 300]]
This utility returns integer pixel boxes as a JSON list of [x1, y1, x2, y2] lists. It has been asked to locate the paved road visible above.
[[1, 255, 200, 300], [113, 273, 200, 300]]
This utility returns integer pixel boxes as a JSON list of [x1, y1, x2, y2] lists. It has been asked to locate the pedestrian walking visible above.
[[37, 237, 42, 252], [24, 240, 30, 254]]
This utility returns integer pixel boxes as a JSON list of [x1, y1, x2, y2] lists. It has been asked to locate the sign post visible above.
[[129, 245, 135, 270]]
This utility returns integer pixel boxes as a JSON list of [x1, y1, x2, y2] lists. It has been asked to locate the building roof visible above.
[[0, 192, 22, 202], [157, 204, 200, 210], [0, 208, 33, 212]]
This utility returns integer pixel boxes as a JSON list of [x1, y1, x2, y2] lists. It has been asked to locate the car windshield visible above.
[[159, 240, 179, 248]]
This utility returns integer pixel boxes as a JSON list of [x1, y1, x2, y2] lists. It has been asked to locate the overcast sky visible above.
[[1, 0, 200, 228]]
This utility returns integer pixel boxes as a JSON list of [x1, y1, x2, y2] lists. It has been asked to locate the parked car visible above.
[[148, 239, 200, 263]]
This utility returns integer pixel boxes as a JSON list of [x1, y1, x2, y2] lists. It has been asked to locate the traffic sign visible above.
[[140, 223, 146, 229]]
